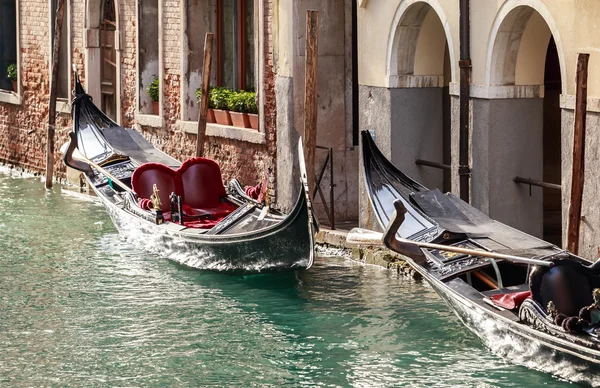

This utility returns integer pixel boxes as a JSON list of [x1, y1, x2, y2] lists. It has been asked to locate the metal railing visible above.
[[313, 146, 335, 230], [415, 159, 451, 171], [513, 176, 561, 196]]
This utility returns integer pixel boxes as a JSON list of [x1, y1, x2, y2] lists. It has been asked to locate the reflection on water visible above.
[[0, 169, 573, 387]]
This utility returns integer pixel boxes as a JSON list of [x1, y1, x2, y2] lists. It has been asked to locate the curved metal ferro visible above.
[[63, 131, 92, 174], [383, 200, 427, 264]]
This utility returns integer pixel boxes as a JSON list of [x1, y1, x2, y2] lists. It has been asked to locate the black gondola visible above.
[[358, 130, 600, 385], [63, 79, 315, 274]]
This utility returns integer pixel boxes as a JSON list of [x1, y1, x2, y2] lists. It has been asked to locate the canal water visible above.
[[0, 169, 574, 387]]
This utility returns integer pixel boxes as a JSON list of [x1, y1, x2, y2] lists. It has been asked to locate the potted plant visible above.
[[146, 76, 159, 115], [196, 87, 216, 123], [227, 90, 251, 128], [7, 63, 17, 92], [244, 91, 258, 130], [209, 87, 232, 125]]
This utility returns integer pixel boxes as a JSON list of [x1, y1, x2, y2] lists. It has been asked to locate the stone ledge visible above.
[[136, 113, 164, 128], [449, 83, 544, 99], [0, 90, 21, 105], [57, 99, 71, 115], [560, 94, 600, 113], [176, 120, 266, 145]]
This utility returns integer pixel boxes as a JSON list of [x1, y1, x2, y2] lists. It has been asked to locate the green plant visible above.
[[196, 87, 216, 109], [7, 64, 17, 82], [146, 76, 159, 102], [243, 91, 258, 114], [209, 87, 232, 110], [226, 91, 248, 113]]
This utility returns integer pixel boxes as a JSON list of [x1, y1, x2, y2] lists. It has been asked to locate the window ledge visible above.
[[57, 100, 71, 114], [0, 90, 21, 105], [136, 113, 164, 129], [176, 120, 266, 145]]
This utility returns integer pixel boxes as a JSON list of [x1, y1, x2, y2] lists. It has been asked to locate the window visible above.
[[50, 0, 70, 100], [182, 0, 216, 121], [217, 0, 255, 91], [0, 0, 17, 92], [138, 0, 159, 115]]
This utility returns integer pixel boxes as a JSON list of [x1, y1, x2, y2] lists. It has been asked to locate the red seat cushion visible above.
[[490, 291, 531, 310], [131, 163, 178, 212], [178, 157, 227, 209], [131, 158, 237, 222]]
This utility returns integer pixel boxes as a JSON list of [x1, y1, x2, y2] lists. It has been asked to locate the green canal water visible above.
[[0, 169, 576, 387]]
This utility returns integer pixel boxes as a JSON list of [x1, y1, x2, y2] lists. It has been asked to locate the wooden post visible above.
[[196, 32, 214, 157], [45, 0, 66, 189], [304, 10, 318, 198], [566, 53, 590, 254]]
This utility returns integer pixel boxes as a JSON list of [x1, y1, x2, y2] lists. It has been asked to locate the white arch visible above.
[[485, 0, 566, 92], [386, 0, 456, 87]]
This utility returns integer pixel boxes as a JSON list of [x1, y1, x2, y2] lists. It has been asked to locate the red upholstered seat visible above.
[[131, 158, 236, 226], [178, 158, 234, 218], [131, 163, 178, 212]]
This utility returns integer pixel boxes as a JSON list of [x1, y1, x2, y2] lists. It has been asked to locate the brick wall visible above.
[[0, 0, 279, 196], [0, 0, 71, 178]]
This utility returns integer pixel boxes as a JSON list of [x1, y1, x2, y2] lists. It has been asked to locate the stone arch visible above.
[[486, 0, 566, 92], [386, 0, 456, 87], [84, 0, 122, 123]]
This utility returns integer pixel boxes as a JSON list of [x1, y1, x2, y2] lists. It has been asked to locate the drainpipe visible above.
[[351, 0, 359, 146], [459, 0, 471, 202]]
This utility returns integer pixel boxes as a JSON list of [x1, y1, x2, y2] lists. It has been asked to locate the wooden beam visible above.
[[196, 32, 214, 157], [45, 0, 66, 189], [566, 53, 589, 255], [304, 10, 318, 198]]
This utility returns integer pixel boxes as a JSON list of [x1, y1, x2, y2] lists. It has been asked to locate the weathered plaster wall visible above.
[[471, 97, 544, 237], [273, 0, 358, 222]]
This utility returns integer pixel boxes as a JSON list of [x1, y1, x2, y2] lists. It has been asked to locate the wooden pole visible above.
[[566, 53, 590, 254], [196, 32, 214, 157], [45, 0, 65, 189], [304, 10, 318, 199]]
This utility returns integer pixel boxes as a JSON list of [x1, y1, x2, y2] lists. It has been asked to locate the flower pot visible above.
[[213, 109, 232, 125], [248, 113, 258, 130], [207, 108, 216, 123], [11, 80, 17, 92], [152, 101, 159, 115], [230, 112, 250, 128]]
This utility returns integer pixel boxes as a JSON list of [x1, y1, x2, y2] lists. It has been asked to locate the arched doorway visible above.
[[84, 0, 121, 123], [386, 1, 454, 191], [483, 3, 565, 241]]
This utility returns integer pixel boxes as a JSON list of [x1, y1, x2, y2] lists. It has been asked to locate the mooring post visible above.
[[45, 0, 65, 189], [196, 32, 214, 158], [458, 0, 471, 203], [567, 53, 590, 254], [304, 10, 319, 199]]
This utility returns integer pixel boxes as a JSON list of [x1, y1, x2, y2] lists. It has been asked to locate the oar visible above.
[[70, 144, 133, 193], [347, 202, 553, 268], [382, 200, 553, 267]]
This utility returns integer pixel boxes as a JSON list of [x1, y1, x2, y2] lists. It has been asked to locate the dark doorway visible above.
[[542, 37, 562, 246]]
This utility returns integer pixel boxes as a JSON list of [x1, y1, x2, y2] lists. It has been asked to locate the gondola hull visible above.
[[96, 185, 314, 274], [64, 79, 315, 275], [358, 130, 600, 385]]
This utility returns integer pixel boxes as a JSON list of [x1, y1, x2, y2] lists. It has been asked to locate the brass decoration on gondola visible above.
[[150, 184, 161, 210]]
